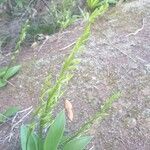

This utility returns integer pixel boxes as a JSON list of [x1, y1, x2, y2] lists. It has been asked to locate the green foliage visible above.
[[20, 125, 38, 150], [44, 111, 66, 150], [0, 65, 21, 88], [29, 2, 109, 140], [108, 0, 118, 4], [63, 136, 92, 150], [0, 20, 29, 88], [20, 91, 120, 150], [14, 20, 29, 55], [87, 0, 101, 11], [20, 111, 92, 150], [51, 0, 77, 30], [28, 0, 77, 37], [86, 0, 119, 12], [15, 0, 26, 8], [0, 106, 19, 123]]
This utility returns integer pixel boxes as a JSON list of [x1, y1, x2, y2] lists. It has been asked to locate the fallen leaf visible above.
[[65, 100, 73, 121]]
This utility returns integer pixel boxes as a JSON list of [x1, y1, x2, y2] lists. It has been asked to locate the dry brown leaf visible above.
[[65, 100, 73, 121]]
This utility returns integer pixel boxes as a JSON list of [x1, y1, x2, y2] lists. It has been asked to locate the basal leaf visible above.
[[108, 0, 117, 4], [0, 67, 7, 78], [0, 79, 7, 88], [20, 125, 29, 150], [20, 125, 37, 150], [4, 107, 19, 117], [3, 65, 21, 80], [0, 107, 19, 123], [35, 135, 43, 150], [27, 133, 37, 150], [63, 136, 92, 150], [44, 111, 66, 150]]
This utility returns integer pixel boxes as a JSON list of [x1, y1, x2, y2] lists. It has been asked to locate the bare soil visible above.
[[0, 1, 150, 150]]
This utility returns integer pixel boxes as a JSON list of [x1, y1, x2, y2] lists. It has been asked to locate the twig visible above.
[[89, 146, 94, 150], [59, 41, 76, 51], [7, 107, 33, 142], [126, 18, 145, 37], [11, 106, 33, 124], [17, 106, 33, 114], [5, 80, 16, 88], [11, 108, 33, 130]]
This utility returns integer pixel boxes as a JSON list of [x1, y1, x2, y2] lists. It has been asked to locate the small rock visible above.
[[142, 108, 150, 118], [125, 117, 137, 128], [142, 86, 150, 96]]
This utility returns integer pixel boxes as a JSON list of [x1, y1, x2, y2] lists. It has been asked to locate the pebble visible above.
[[125, 117, 137, 128]]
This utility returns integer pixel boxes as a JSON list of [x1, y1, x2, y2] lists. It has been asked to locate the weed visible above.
[[86, 0, 119, 12], [20, 111, 92, 150], [0, 65, 21, 87], [32, 3, 109, 136], [87, 0, 101, 11], [17, 2, 122, 150], [0, 20, 29, 88], [28, 0, 78, 38]]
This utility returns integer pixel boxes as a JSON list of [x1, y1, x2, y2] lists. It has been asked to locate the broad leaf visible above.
[[3, 65, 21, 80], [36, 135, 43, 150], [0, 67, 7, 78], [63, 136, 92, 150], [0, 107, 19, 123], [20, 125, 39, 150], [44, 111, 66, 150], [4, 107, 19, 117], [108, 0, 117, 4], [60, 135, 70, 145], [20, 125, 29, 150], [27, 133, 37, 150], [0, 79, 7, 88]]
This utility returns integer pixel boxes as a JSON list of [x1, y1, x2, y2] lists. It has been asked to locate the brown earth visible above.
[[0, 0, 150, 150]]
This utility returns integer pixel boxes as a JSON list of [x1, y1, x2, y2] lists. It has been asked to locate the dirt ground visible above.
[[0, 0, 150, 150]]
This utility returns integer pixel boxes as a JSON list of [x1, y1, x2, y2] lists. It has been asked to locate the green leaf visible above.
[[27, 133, 37, 150], [0, 79, 7, 88], [87, 0, 100, 10], [36, 135, 43, 150], [20, 125, 37, 150], [0, 107, 19, 123], [60, 135, 70, 145], [63, 136, 92, 150], [0, 67, 7, 78], [20, 125, 29, 150], [44, 111, 66, 150], [4, 107, 19, 117], [3, 65, 21, 80], [108, 0, 117, 4]]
